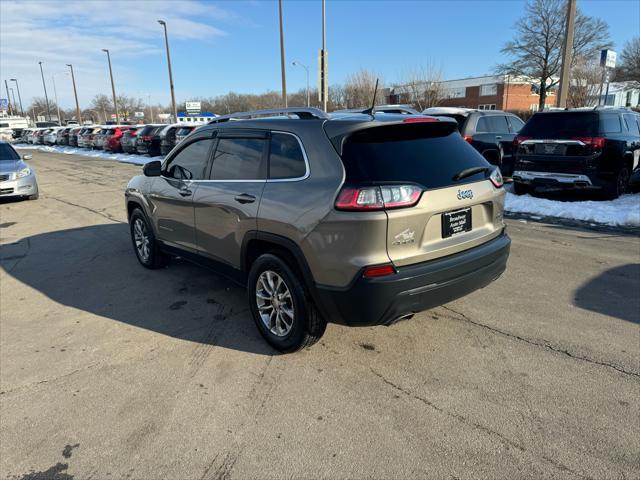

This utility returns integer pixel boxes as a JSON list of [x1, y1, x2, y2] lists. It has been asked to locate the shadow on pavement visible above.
[[0, 223, 276, 356], [574, 264, 640, 324]]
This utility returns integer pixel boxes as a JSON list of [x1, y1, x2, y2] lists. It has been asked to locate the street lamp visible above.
[[38, 61, 52, 121], [102, 49, 119, 123], [158, 20, 177, 123], [292, 60, 310, 107], [51, 74, 62, 124], [66, 64, 82, 124], [9, 79, 24, 117]]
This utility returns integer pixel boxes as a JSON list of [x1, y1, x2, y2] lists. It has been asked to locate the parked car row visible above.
[[370, 105, 639, 199], [16, 123, 204, 156]]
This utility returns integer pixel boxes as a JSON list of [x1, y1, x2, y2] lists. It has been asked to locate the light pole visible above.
[[102, 49, 119, 123], [320, 0, 328, 112], [9, 88, 17, 116], [148, 93, 155, 122], [9, 79, 24, 117], [158, 20, 178, 123], [52, 74, 62, 123], [278, 0, 287, 107], [4, 80, 13, 115], [66, 64, 82, 124], [38, 61, 52, 121], [292, 60, 310, 107]]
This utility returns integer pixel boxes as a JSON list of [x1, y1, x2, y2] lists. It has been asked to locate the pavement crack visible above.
[[46, 195, 123, 224], [370, 367, 591, 480], [441, 306, 640, 380], [1, 362, 102, 395]]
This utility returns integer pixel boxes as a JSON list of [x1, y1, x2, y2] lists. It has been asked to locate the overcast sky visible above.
[[1, 0, 638, 111]]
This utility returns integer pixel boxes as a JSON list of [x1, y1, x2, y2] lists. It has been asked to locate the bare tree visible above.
[[399, 61, 445, 111], [28, 97, 58, 120], [616, 37, 640, 88], [90, 94, 112, 121], [567, 56, 602, 107], [498, 0, 611, 110], [116, 95, 144, 121], [342, 69, 383, 109]]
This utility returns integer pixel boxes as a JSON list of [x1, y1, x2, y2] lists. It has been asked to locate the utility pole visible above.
[[556, 0, 576, 108], [102, 49, 119, 123], [38, 62, 52, 121], [148, 94, 155, 122], [4, 80, 13, 115], [66, 65, 82, 124], [278, 0, 287, 107], [10, 79, 25, 117], [52, 75, 62, 123], [158, 20, 178, 123], [319, 0, 328, 112]]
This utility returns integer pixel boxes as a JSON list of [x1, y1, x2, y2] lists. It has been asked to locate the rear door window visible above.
[[268, 133, 306, 179], [475, 117, 493, 133], [508, 116, 525, 132], [340, 123, 490, 189], [211, 137, 267, 181]]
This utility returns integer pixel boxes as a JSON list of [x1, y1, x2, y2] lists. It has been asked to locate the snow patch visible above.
[[505, 191, 640, 227], [13, 143, 162, 166]]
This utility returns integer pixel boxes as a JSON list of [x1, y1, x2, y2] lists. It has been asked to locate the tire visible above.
[[129, 208, 166, 269], [513, 181, 533, 196], [601, 166, 630, 200], [247, 253, 326, 353]]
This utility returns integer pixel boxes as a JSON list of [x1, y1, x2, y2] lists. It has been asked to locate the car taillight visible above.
[[513, 135, 532, 146], [463, 135, 473, 143], [572, 136, 606, 150], [335, 185, 422, 211], [142, 135, 152, 140], [402, 117, 439, 123], [363, 264, 396, 278], [489, 167, 504, 188]]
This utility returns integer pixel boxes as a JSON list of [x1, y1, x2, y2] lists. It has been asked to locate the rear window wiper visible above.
[[452, 166, 490, 182]]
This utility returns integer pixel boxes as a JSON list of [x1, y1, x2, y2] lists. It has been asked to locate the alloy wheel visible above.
[[256, 270, 294, 337], [133, 218, 151, 262]]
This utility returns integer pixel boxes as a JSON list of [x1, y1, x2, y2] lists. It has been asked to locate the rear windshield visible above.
[[520, 112, 599, 138], [341, 123, 490, 189], [428, 114, 468, 131], [137, 126, 156, 136], [0, 143, 20, 161]]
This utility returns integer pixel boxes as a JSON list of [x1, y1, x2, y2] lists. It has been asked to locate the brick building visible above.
[[386, 75, 556, 113]]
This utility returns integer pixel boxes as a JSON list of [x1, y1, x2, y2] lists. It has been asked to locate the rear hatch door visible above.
[[339, 121, 505, 267]]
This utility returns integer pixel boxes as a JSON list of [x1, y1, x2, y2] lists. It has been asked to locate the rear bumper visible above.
[[314, 233, 511, 326], [512, 170, 596, 188]]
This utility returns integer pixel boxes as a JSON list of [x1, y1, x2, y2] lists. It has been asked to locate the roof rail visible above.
[[208, 107, 329, 124]]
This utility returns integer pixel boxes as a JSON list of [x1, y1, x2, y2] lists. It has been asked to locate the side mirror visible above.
[[22, 154, 32, 160], [143, 160, 162, 177]]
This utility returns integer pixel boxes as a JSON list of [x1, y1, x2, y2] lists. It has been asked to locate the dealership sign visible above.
[[600, 49, 617, 69], [134, 111, 144, 118], [185, 101, 201, 114]]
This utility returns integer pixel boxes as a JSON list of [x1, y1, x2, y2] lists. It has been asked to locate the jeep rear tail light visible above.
[[335, 185, 422, 211], [142, 135, 152, 141], [572, 136, 606, 150], [363, 264, 397, 278]]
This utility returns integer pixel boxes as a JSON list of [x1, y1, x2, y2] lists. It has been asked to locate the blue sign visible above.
[[0, 98, 8, 109], [177, 111, 217, 118]]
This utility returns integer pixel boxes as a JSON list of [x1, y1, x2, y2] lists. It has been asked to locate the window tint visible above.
[[0, 143, 20, 161], [476, 117, 492, 133], [520, 112, 598, 138], [508, 116, 525, 132], [623, 115, 640, 136], [340, 123, 489, 190], [269, 133, 306, 179], [600, 114, 621, 133], [429, 114, 467, 132], [211, 137, 266, 180], [165, 139, 213, 180], [475, 116, 508, 133]]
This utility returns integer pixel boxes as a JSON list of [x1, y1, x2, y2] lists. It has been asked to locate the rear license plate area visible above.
[[442, 208, 472, 238], [534, 143, 567, 155]]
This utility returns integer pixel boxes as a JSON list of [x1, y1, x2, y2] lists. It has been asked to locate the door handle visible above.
[[234, 193, 256, 204], [179, 189, 192, 197]]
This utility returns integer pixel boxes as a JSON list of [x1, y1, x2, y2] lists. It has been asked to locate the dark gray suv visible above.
[[125, 108, 510, 352]]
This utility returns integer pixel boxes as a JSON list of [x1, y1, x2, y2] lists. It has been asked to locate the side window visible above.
[[623, 114, 640, 136], [269, 133, 307, 179], [600, 114, 622, 133], [165, 139, 213, 180], [475, 117, 491, 133], [489, 116, 510, 133], [508, 116, 525, 133], [211, 137, 267, 180]]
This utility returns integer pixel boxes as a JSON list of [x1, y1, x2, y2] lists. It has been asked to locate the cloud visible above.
[[0, 0, 230, 110]]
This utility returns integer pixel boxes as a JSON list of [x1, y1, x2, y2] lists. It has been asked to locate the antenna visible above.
[[362, 78, 379, 116]]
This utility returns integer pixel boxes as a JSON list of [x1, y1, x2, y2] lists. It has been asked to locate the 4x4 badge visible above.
[[457, 189, 474, 200], [393, 228, 415, 245]]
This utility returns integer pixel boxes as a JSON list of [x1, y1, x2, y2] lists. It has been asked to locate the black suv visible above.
[[512, 108, 640, 198], [135, 124, 165, 156], [423, 108, 525, 176]]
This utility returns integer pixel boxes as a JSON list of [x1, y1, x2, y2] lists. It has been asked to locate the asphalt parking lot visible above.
[[1, 150, 639, 480]]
